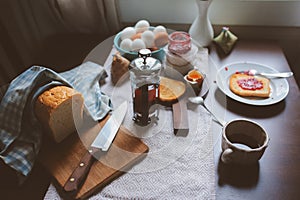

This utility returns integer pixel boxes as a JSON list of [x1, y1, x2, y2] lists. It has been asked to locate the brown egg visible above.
[[154, 32, 169, 48], [149, 46, 159, 51], [130, 33, 142, 41]]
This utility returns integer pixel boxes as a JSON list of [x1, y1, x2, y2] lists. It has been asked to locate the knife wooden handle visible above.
[[172, 101, 189, 136], [63, 147, 100, 195]]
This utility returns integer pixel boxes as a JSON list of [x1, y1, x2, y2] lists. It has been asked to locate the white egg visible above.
[[153, 25, 167, 35], [141, 30, 155, 48], [120, 27, 136, 40], [135, 20, 150, 33], [120, 38, 132, 51], [132, 39, 146, 52]]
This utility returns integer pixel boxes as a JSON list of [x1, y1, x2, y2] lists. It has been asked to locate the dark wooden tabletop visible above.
[[85, 38, 300, 200], [1, 38, 298, 200], [208, 40, 300, 200]]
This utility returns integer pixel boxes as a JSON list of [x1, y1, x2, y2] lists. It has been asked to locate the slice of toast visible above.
[[229, 74, 270, 98], [159, 76, 186, 103]]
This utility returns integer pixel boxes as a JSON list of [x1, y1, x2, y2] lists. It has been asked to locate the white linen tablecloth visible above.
[[44, 47, 216, 199]]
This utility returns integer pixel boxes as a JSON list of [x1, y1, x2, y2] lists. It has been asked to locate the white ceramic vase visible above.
[[188, 0, 214, 47]]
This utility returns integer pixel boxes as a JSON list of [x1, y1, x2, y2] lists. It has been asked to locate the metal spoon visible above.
[[188, 96, 225, 127], [248, 69, 293, 78]]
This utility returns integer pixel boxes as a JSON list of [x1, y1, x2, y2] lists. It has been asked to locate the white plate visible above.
[[216, 62, 289, 106]]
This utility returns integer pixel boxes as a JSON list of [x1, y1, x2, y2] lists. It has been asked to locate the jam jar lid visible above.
[[130, 49, 161, 73]]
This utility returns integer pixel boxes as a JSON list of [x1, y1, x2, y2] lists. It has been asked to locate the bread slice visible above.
[[229, 74, 270, 98], [35, 86, 84, 143], [159, 76, 186, 103], [111, 53, 130, 85]]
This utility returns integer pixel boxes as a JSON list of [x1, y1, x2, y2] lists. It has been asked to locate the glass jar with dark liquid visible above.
[[129, 49, 162, 126]]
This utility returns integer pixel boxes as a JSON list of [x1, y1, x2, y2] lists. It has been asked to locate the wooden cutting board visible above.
[[39, 115, 149, 199]]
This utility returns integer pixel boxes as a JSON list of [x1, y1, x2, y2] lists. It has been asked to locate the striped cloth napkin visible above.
[[0, 62, 111, 184]]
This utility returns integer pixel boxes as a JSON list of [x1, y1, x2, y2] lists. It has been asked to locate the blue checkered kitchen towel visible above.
[[0, 62, 112, 184]]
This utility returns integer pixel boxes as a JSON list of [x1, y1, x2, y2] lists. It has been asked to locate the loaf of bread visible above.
[[229, 74, 270, 98], [35, 86, 84, 143], [111, 53, 130, 85], [159, 76, 186, 103]]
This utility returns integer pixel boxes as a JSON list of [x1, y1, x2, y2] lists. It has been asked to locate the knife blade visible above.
[[63, 101, 128, 195]]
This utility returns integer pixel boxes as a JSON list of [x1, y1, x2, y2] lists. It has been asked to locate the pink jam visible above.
[[168, 31, 191, 54], [237, 77, 263, 90]]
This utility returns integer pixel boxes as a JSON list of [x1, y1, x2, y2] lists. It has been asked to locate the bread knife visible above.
[[63, 101, 128, 195]]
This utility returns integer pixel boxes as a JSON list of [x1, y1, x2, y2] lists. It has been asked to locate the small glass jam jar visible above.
[[129, 49, 162, 126], [168, 31, 191, 54]]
